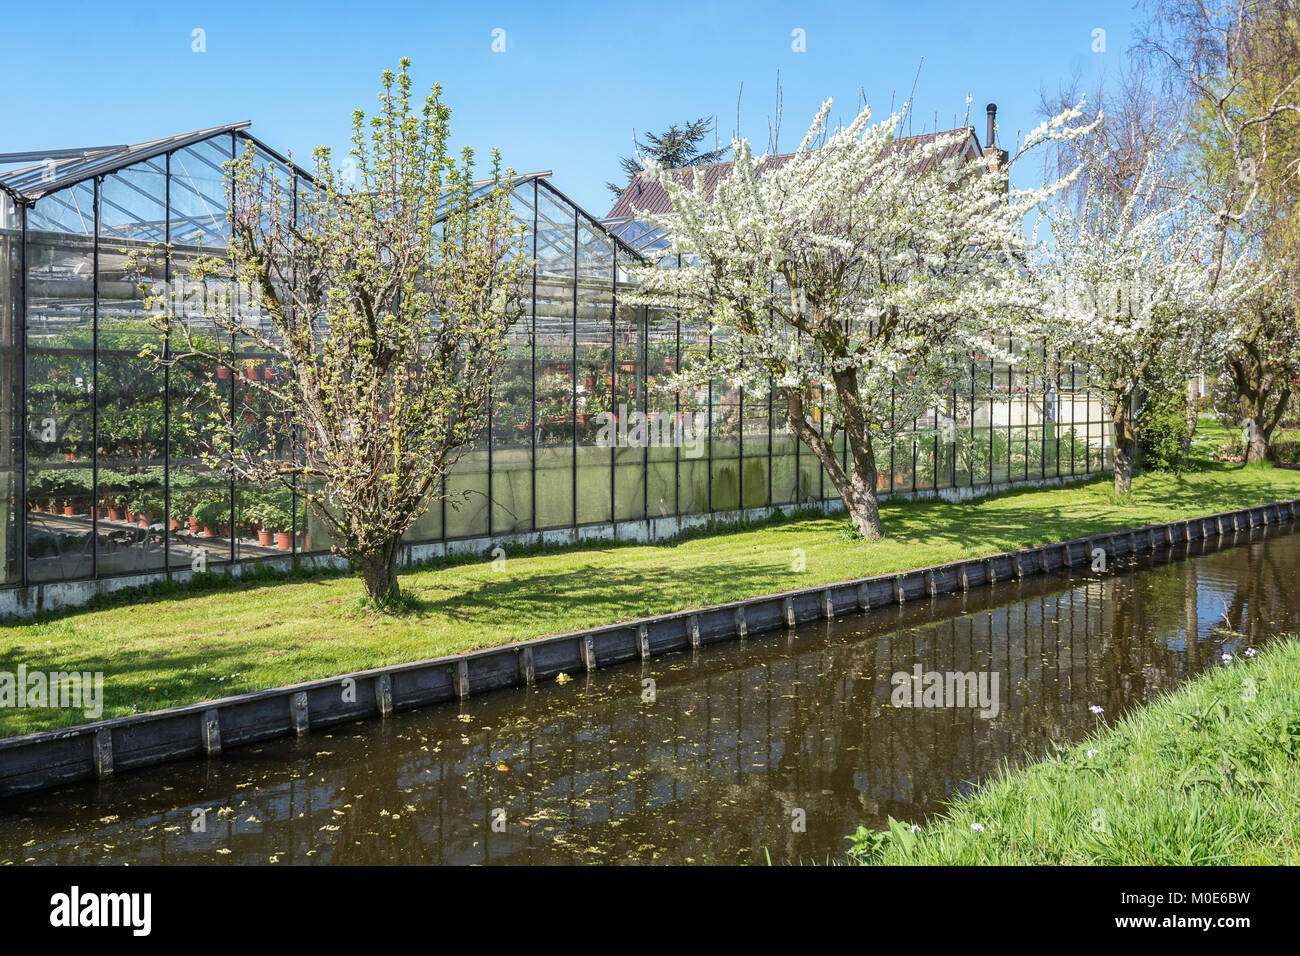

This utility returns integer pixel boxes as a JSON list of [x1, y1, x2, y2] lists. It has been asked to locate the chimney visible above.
[[982, 102, 1010, 188]]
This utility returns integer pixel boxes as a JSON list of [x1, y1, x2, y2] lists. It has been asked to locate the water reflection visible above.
[[1, 525, 1296, 865]]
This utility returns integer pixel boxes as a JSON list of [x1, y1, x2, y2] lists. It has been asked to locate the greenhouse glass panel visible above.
[[25, 182, 95, 583], [168, 137, 234, 570], [574, 218, 612, 525], [97, 159, 169, 576], [0, 194, 19, 584], [533, 185, 575, 529]]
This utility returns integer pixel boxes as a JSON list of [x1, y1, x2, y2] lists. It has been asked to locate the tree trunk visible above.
[[1183, 378, 1200, 459], [785, 385, 882, 540], [1246, 412, 1270, 463], [1112, 398, 1137, 495], [359, 540, 401, 604]]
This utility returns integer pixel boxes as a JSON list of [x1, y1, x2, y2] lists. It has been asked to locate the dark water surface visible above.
[[2, 524, 1298, 865]]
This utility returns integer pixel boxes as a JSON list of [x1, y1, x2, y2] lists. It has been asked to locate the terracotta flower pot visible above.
[[170, 518, 181, 531], [258, 529, 274, 547], [276, 532, 292, 551], [63, 502, 76, 516], [203, 525, 217, 538], [109, 507, 125, 522], [244, 367, 258, 380], [189, 517, 200, 534], [217, 366, 231, 380]]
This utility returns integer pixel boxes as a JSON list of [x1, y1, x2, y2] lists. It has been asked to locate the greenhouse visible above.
[[0, 122, 1112, 595]]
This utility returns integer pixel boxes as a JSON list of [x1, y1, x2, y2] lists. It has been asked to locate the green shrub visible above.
[[1268, 439, 1300, 465], [1140, 388, 1190, 472]]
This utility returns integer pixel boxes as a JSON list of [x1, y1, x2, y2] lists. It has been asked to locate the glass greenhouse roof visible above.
[[0, 122, 255, 201]]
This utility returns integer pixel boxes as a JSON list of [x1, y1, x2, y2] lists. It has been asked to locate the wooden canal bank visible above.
[[1, 499, 1297, 797]]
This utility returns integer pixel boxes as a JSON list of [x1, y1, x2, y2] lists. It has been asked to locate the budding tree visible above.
[[1214, 245, 1300, 462], [627, 98, 1091, 539], [142, 61, 528, 603], [1032, 145, 1243, 493]]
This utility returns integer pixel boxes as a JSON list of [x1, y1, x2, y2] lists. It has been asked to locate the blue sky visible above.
[[3, 0, 1143, 215]]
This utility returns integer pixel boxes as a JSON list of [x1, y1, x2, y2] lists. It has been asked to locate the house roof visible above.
[[605, 126, 984, 220]]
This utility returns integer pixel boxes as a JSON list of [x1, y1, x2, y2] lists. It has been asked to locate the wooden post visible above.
[[822, 590, 835, 619], [520, 646, 535, 685], [689, 615, 701, 648], [291, 692, 309, 736], [734, 606, 748, 639], [783, 596, 796, 628], [202, 708, 221, 756], [375, 673, 393, 718], [93, 728, 113, 778], [581, 635, 597, 670], [456, 660, 470, 698], [638, 623, 650, 661]]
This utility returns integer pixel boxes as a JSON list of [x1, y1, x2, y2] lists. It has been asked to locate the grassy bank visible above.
[[2, 456, 1299, 737], [849, 637, 1300, 865]]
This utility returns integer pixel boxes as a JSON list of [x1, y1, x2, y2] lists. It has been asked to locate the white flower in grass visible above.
[[1087, 748, 1099, 758], [910, 824, 921, 833], [1221, 653, 1234, 663], [1089, 705, 1104, 715], [1243, 647, 1257, 658], [970, 823, 985, 832]]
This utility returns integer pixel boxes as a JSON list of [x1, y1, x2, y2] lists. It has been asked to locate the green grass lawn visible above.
[[849, 637, 1300, 865], [2, 455, 1299, 738]]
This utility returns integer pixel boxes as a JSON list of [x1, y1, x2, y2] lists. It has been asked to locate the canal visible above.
[[1, 523, 1297, 865]]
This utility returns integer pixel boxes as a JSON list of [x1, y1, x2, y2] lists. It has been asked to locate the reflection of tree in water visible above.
[[3, 526, 1300, 865]]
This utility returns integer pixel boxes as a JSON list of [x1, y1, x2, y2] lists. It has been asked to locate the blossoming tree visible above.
[[627, 98, 1091, 539], [1032, 146, 1244, 493]]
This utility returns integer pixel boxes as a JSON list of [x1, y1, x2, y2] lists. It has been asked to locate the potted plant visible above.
[[193, 500, 227, 538], [244, 502, 276, 547], [128, 487, 164, 527], [264, 498, 294, 551]]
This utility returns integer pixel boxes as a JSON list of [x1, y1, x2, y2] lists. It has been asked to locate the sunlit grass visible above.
[[2, 455, 1299, 737], [849, 637, 1300, 865]]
